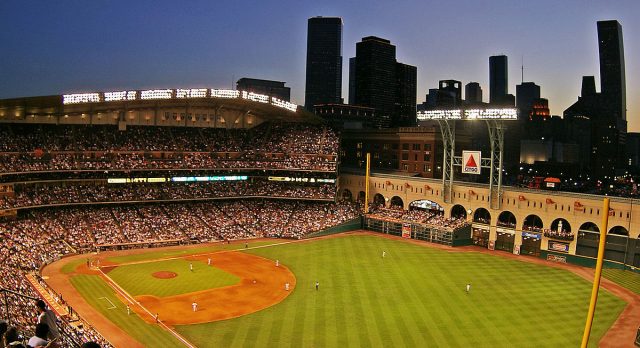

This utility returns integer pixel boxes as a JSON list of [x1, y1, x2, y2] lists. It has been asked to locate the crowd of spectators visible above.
[[367, 206, 469, 231], [0, 180, 336, 210], [0, 123, 339, 174], [0, 198, 359, 347], [522, 225, 543, 233], [0, 121, 346, 347], [543, 228, 575, 241]]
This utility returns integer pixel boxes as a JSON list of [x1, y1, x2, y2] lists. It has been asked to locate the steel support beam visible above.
[[487, 120, 506, 209], [437, 119, 455, 203]]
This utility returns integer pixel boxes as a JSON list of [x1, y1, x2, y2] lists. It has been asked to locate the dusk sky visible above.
[[1, 1, 638, 129]]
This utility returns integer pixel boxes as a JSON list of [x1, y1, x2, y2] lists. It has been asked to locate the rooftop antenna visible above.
[[521, 55, 524, 84]]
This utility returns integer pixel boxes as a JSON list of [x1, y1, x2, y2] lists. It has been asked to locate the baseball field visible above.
[[44, 233, 639, 347]]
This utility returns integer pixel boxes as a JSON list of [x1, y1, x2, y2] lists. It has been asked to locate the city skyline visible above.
[[0, 1, 638, 129]]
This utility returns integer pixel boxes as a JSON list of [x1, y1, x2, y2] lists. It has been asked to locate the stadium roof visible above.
[[0, 88, 323, 124]]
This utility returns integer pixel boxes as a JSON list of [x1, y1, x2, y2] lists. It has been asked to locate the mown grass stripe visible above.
[[164, 234, 626, 347]]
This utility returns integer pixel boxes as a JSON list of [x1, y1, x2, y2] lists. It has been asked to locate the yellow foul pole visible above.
[[580, 197, 610, 348], [364, 153, 371, 214]]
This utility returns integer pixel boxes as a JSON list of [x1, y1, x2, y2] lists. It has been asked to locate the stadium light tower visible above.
[[417, 108, 517, 209]]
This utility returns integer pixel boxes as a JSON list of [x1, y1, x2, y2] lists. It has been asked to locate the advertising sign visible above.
[[548, 241, 570, 253], [402, 223, 411, 239], [462, 151, 481, 175], [547, 254, 567, 263]]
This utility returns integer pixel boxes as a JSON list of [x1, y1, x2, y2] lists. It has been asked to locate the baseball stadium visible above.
[[0, 89, 639, 347]]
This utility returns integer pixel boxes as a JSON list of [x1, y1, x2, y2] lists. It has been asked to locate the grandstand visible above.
[[0, 90, 362, 346]]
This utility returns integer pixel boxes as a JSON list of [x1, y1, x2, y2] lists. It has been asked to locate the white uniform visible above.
[[285, 283, 290, 291], [192, 302, 198, 311], [466, 284, 471, 293]]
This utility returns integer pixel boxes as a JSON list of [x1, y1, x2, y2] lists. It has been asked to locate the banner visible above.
[[488, 240, 495, 250], [462, 151, 481, 174], [402, 223, 411, 239], [547, 254, 567, 263], [548, 241, 570, 253]]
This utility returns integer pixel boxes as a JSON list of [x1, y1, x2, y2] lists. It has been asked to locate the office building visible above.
[[350, 36, 417, 127], [598, 20, 626, 120], [465, 82, 483, 104], [489, 55, 508, 104], [305, 17, 343, 110]]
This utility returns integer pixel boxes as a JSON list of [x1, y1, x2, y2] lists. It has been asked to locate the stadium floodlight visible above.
[[416, 110, 462, 120], [176, 88, 207, 99], [416, 108, 518, 121], [62, 87, 299, 112], [210, 89, 240, 99], [63, 93, 101, 104], [271, 97, 298, 112], [464, 108, 518, 120], [140, 89, 173, 100], [242, 91, 270, 104], [104, 91, 137, 102]]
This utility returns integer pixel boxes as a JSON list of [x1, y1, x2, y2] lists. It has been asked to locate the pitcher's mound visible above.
[[152, 271, 177, 279]]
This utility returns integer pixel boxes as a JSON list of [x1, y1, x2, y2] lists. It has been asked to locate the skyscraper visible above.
[[305, 17, 343, 110], [489, 55, 508, 104], [597, 20, 626, 120], [395, 63, 417, 126], [516, 82, 541, 120], [564, 21, 628, 179], [464, 82, 482, 104], [351, 36, 416, 127]]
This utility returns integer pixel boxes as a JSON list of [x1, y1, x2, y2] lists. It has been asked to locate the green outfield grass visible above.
[[61, 258, 89, 274], [602, 268, 640, 294], [175, 235, 626, 348], [70, 274, 184, 346], [69, 234, 628, 347], [107, 259, 240, 297]]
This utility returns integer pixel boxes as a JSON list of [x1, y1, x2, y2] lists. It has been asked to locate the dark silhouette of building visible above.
[[236, 78, 291, 101], [350, 36, 417, 127], [489, 55, 508, 104], [565, 19, 628, 181], [314, 103, 376, 129], [598, 20, 626, 121], [341, 127, 438, 177], [438, 80, 462, 107], [348, 57, 357, 104], [395, 63, 418, 127], [305, 17, 343, 110], [516, 82, 541, 120], [465, 82, 483, 105]]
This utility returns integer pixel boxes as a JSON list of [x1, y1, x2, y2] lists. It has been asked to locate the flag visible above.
[[424, 184, 431, 190], [405, 182, 412, 188], [468, 190, 476, 195], [546, 198, 554, 204], [518, 195, 526, 201]]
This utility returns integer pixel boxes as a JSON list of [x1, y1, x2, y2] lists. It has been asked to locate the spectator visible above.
[[35, 300, 59, 340], [3, 327, 25, 348], [26, 323, 48, 348]]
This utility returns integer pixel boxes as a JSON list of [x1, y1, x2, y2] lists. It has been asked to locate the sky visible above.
[[0, 1, 638, 130]]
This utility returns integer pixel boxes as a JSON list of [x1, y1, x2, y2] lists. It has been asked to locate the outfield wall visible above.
[[305, 217, 362, 238]]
